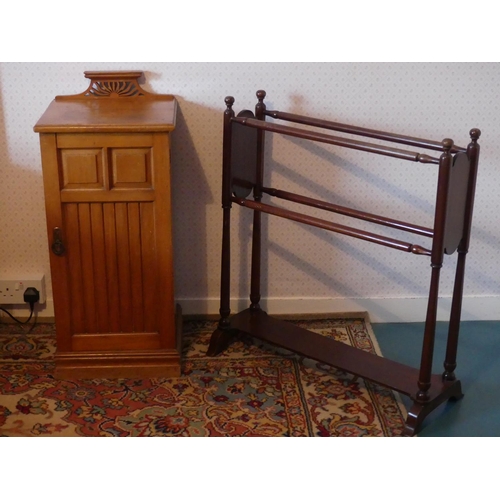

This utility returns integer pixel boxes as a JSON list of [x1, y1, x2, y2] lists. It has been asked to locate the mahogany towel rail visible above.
[[207, 90, 481, 436]]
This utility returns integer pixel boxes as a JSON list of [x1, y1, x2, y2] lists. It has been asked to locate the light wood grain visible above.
[[35, 72, 179, 378]]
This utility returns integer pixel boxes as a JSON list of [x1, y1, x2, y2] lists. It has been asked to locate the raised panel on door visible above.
[[60, 148, 106, 191]]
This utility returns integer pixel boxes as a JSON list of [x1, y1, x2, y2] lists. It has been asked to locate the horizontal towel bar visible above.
[[264, 109, 467, 154], [231, 195, 432, 256], [261, 186, 434, 238], [232, 116, 441, 164]]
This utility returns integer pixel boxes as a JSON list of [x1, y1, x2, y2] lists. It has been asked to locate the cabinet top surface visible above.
[[33, 71, 177, 134], [34, 97, 177, 133]]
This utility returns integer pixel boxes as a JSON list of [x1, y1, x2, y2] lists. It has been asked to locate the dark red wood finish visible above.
[[261, 186, 434, 238], [443, 129, 481, 382], [233, 116, 441, 164], [230, 110, 258, 199], [232, 195, 432, 256], [208, 97, 235, 352], [264, 109, 467, 154], [208, 91, 481, 436], [250, 90, 267, 311]]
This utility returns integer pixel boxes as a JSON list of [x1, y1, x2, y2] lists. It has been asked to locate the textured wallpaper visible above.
[[0, 62, 499, 320]]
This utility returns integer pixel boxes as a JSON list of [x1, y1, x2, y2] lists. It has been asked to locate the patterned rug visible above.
[[0, 317, 407, 436]]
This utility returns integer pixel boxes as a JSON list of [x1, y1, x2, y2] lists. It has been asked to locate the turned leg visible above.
[[208, 96, 237, 357], [250, 210, 262, 310], [443, 250, 467, 381], [207, 206, 235, 356], [417, 265, 441, 402]]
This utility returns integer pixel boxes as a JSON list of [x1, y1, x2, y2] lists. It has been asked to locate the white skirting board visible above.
[[176, 295, 500, 323], [2, 296, 498, 323]]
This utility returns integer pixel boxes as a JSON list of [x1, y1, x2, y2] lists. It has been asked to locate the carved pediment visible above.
[[55, 71, 162, 100]]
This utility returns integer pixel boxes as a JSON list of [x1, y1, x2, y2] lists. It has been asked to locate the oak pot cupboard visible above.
[[34, 71, 181, 379]]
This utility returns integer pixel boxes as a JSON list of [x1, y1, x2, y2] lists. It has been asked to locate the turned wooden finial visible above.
[[442, 138, 454, 152], [225, 96, 235, 109], [469, 128, 481, 142], [255, 90, 267, 118], [256, 89, 266, 103]]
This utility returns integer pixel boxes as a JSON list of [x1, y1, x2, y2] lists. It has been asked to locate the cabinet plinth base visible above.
[[53, 306, 183, 379], [54, 349, 181, 379]]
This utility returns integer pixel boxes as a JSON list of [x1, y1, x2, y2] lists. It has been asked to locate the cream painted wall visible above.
[[0, 62, 499, 322]]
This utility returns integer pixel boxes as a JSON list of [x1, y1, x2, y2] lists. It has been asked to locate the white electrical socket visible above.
[[0, 274, 46, 305]]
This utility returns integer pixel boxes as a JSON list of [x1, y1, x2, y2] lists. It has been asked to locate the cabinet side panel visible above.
[[152, 133, 176, 349]]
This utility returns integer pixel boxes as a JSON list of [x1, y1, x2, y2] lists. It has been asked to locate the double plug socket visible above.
[[0, 274, 46, 305]]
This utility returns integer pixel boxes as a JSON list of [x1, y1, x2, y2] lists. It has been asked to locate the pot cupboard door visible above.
[[42, 132, 176, 355]]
